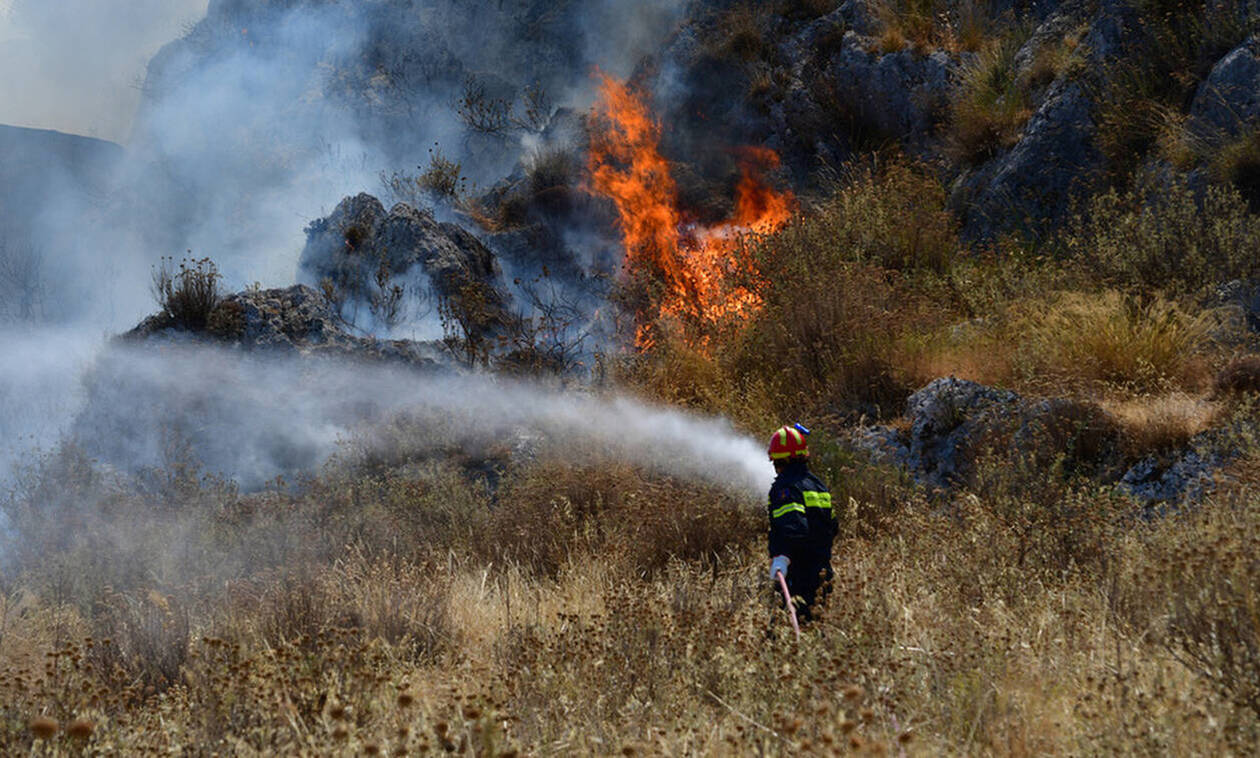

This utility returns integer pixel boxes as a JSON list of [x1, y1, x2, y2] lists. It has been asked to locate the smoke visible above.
[[70, 344, 772, 499], [0, 2, 768, 523], [0, 0, 209, 141], [3, 0, 690, 329]]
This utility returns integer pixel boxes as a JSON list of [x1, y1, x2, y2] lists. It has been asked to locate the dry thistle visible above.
[[67, 719, 94, 740], [29, 717, 59, 739]]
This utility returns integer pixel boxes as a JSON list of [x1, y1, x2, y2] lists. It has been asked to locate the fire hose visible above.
[[776, 570, 801, 641]]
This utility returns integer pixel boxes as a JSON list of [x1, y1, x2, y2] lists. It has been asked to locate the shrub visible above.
[[701, 162, 959, 417], [151, 257, 222, 331], [801, 162, 958, 274], [483, 461, 758, 579], [873, 0, 995, 53], [89, 589, 190, 696], [1019, 291, 1215, 392], [526, 145, 578, 195], [1212, 130, 1260, 211], [1063, 174, 1260, 296], [708, 3, 773, 62], [736, 258, 935, 418]]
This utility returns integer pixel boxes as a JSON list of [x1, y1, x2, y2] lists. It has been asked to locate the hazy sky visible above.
[[0, 0, 208, 142]]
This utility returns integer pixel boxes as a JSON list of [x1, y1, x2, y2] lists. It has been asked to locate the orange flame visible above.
[[587, 74, 794, 349]]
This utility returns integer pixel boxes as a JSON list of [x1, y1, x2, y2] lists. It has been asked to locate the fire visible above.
[[587, 74, 794, 348]]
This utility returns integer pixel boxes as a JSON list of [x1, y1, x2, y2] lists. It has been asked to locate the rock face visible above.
[[953, 79, 1101, 238], [1190, 35, 1260, 142], [798, 33, 954, 151], [299, 193, 514, 336], [951, 0, 1144, 239]]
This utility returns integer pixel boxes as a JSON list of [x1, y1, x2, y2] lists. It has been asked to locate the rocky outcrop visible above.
[[1189, 35, 1260, 143], [952, 78, 1101, 239], [299, 193, 514, 337], [852, 377, 1237, 505], [951, 0, 1145, 239], [856, 372, 1239, 501], [790, 33, 954, 151], [854, 377, 1122, 490], [125, 284, 448, 367]]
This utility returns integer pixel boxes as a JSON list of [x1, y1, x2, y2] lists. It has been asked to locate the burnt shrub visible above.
[[151, 257, 222, 331]]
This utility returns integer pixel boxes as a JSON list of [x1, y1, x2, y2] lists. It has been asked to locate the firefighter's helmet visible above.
[[768, 424, 810, 460]]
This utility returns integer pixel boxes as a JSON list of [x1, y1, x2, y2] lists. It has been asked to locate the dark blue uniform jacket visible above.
[[767, 459, 837, 558]]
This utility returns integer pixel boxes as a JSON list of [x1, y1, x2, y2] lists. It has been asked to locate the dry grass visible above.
[[1020, 292, 1215, 392], [900, 290, 1221, 397], [4, 448, 1260, 753], [947, 35, 1032, 164], [1103, 392, 1223, 455]]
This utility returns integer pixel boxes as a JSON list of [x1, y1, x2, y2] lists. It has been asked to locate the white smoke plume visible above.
[[70, 344, 772, 499]]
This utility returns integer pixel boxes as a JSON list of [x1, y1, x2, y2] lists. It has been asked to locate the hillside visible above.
[[2, 0, 1260, 754], [0, 125, 122, 321]]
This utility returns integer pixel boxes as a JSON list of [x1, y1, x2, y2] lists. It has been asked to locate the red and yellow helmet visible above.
[[768, 424, 809, 460]]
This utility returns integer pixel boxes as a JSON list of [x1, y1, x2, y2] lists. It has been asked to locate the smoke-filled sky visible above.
[[0, 0, 209, 142]]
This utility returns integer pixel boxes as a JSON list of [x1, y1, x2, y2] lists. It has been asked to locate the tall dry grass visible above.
[[4, 446, 1260, 753]]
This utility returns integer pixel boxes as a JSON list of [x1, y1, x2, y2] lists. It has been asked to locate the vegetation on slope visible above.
[[6, 0, 1260, 754]]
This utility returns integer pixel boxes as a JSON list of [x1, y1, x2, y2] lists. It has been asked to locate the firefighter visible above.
[[767, 423, 837, 623]]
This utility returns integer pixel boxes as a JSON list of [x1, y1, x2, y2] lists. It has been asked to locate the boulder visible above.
[[903, 377, 1023, 488], [1189, 35, 1260, 143], [299, 193, 513, 336], [854, 377, 1122, 490]]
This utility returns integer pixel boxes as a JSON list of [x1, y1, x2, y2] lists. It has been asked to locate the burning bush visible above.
[[587, 74, 795, 350]]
